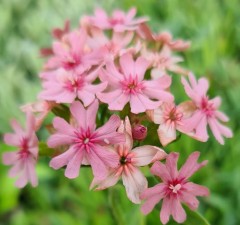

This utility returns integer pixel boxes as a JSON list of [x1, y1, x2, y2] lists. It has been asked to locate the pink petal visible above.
[[4, 133, 20, 146], [2, 152, 19, 165], [49, 146, 77, 169], [122, 165, 148, 203], [215, 111, 229, 122], [135, 56, 149, 81], [26, 157, 38, 187], [180, 191, 200, 210], [108, 93, 130, 111], [47, 133, 73, 148], [85, 100, 99, 131], [178, 151, 208, 180], [160, 197, 172, 224], [119, 53, 134, 76], [171, 196, 186, 223], [90, 169, 120, 190], [8, 161, 23, 177], [52, 117, 75, 136], [150, 161, 171, 183], [131, 146, 166, 166], [65, 150, 84, 179], [195, 77, 209, 97], [157, 123, 177, 146], [165, 152, 179, 180], [184, 182, 209, 196], [70, 101, 86, 129], [15, 169, 28, 188], [195, 115, 209, 142], [95, 115, 125, 145]]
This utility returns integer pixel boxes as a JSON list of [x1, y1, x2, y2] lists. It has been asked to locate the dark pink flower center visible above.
[[109, 18, 124, 26], [18, 138, 30, 159], [164, 105, 183, 124], [74, 128, 96, 152], [120, 155, 132, 165], [169, 183, 182, 194], [62, 52, 81, 70], [200, 96, 215, 117], [121, 75, 144, 94], [64, 77, 84, 93]]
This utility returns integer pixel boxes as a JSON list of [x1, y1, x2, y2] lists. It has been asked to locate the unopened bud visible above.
[[132, 124, 147, 141]]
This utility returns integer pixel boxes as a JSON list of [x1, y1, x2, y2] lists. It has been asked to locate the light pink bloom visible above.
[[142, 46, 188, 78], [181, 73, 233, 144], [48, 100, 125, 179], [138, 24, 191, 51], [2, 112, 39, 188], [87, 8, 148, 32], [44, 29, 100, 73], [97, 53, 174, 114], [141, 152, 209, 224], [91, 117, 167, 203], [87, 28, 134, 61], [38, 67, 107, 106], [147, 101, 195, 146], [21, 100, 56, 130]]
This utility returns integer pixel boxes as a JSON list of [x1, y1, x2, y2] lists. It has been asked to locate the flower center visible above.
[[121, 75, 144, 94], [62, 52, 81, 70], [164, 105, 183, 124], [169, 183, 181, 194], [200, 96, 214, 117], [74, 128, 96, 152], [64, 77, 84, 93], [18, 138, 30, 159], [109, 18, 124, 26], [120, 156, 131, 165]]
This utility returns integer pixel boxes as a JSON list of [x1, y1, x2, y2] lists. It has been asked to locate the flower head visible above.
[[181, 73, 233, 144], [86, 8, 148, 32], [97, 53, 174, 113], [141, 152, 209, 224], [2, 112, 39, 188], [91, 117, 166, 203], [48, 100, 125, 179]]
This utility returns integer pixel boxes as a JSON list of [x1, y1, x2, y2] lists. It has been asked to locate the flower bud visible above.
[[132, 124, 147, 141]]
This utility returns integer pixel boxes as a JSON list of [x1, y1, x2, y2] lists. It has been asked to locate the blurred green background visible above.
[[0, 0, 240, 224]]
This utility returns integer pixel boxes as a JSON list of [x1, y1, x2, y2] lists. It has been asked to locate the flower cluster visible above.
[[2, 8, 232, 224]]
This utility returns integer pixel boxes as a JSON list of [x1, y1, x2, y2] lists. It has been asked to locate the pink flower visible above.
[[142, 46, 188, 78], [38, 67, 107, 106], [141, 152, 209, 224], [87, 8, 148, 32], [147, 101, 196, 146], [44, 29, 100, 73], [181, 73, 233, 144], [2, 112, 39, 188], [48, 100, 125, 179], [87, 28, 134, 61], [97, 53, 174, 114], [138, 24, 191, 51], [21, 100, 56, 130], [90, 117, 167, 203]]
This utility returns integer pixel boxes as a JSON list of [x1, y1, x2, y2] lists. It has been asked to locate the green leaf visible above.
[[38, 142, 55, 157], [51, 104, 70, 121]]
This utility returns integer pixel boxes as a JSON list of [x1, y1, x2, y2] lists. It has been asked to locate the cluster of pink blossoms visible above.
[[2, 8, 233, 224]]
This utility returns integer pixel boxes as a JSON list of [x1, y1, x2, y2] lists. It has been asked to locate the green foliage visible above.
[[0, 0, 239, 225]]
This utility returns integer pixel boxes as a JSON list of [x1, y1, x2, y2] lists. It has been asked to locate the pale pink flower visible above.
[[91, 117, 167, 203], [147, 101, 196, 146], [21, 100, 56, 130], [87, 8, 148, 32], [48, 100, 125, 179], [2, 112, 39, 188], [97, 53, 174, 114], [44, 29, 100, 73], [181, 73, 233, 144], [142, 46, 188, 78], [141, 152, 209, 224], [138, 24, 191, 51], [87, 28, 134, 61], [38, 67, 107, 106]]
